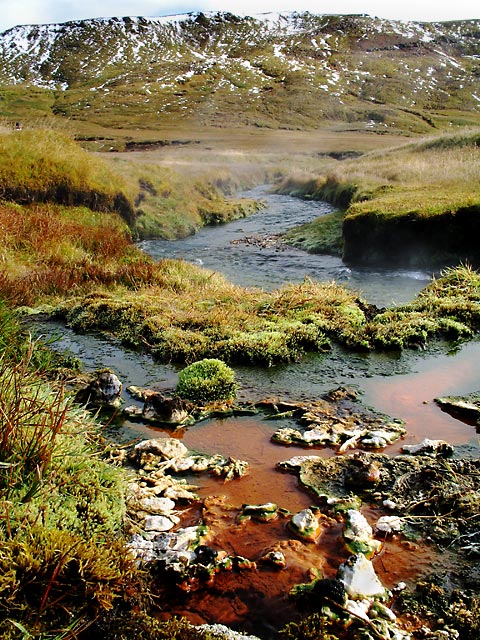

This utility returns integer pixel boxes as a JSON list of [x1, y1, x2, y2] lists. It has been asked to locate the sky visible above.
[[0, 0, 478, 33]]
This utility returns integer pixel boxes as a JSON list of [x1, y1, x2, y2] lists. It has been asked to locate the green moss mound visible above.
[[175, 358, 237, 404]]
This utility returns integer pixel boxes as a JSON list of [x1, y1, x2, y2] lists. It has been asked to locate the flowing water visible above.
[[138, 186, 432, 307], [33, 188, 480, 637]]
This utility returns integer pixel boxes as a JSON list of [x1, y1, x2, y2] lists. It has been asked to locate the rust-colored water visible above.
[[138, 414, 459, 637], [125, 345, 480, 638], [181, 416, 331, 512], [361, 344, 480, 453], [154, 487, 451, 638]]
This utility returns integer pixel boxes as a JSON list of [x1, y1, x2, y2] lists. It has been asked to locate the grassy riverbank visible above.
[[0, 128, 261, 240], [54, 263, 480, 361], [276, 129, 480, 266], [1, 124, 480, 638], [0, 127, 479, 363]]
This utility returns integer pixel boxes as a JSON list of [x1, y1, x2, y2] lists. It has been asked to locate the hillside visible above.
[[0, 11, 479, 133]]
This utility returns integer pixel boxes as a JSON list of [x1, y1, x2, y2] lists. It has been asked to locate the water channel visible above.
[[34, 187, 480, 637], [138, 185, 432, 307]]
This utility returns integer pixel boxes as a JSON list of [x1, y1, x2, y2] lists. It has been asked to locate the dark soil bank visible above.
[[343, 204, 480, 268]]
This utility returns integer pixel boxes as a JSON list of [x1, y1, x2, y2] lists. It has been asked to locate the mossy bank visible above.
[[276, 130, 480, 267], [0, 128, 262, 241]]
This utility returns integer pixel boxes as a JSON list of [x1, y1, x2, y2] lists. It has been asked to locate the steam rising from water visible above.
[[139, 186, 433, 307]]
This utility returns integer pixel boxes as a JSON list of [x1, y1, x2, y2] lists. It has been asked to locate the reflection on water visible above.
[[139, 186, 433, 307], [360, 339, 480, 453], [28, 187, 480, 637], [33, 321, 480, 461]]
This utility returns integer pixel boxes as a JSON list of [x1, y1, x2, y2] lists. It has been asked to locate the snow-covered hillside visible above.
[[0, 12, 478, 131]]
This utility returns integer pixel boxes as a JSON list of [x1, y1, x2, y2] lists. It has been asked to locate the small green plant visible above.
[[175, 358, 237, 404], [278, 613, 340, 640]]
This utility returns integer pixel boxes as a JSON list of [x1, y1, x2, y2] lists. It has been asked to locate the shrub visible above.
[[175, 358, 237, 404]]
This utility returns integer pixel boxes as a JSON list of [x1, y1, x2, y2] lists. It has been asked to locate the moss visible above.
[[397, 578, 480, 640], [176, 358, 237, 404], [0, 528, 138, 632], [88, 613, 219, 640], [283, 210, 345, 256], [278, 612, 341, 640]]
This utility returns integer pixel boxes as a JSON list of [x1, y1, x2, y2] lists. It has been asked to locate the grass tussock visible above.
[[56, 271, 344, 366], [0, 303, 147, 638], [0, 129, 136, 224], [283, 210, 345, 256]]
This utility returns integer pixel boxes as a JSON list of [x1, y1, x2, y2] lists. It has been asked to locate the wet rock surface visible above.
[[126, 386, 194, 425], [73, 368, 123, 407], [230, 233, 284, 250], [122, 383, 407, 456], [126, 437, 250, 484], [124, 384, 258, 427], [264, 386, 407, 452], [279, 451, 480, 548], [401, 438, 454, 457], [435, 391, 480, 423], [115, 429, 478, 639]]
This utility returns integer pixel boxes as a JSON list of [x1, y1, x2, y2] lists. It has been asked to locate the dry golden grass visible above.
[[275, 129, 480, 223]]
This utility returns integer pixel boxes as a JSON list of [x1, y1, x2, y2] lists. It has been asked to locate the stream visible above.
[[34, 187, 480, 637], [138, 186, 432, 307]]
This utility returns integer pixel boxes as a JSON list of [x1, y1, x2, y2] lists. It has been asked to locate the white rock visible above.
[[278, 455, 322, 469], [345, 598, 371, 621], [172, 526, 205, 551], [345, 510, 374, 542], [144, 515, 178, 532], [375, 516, 404, 534], [364, 429, 399, 443], [291, 508, 318, 535], [134, 438, 189, 460], [127, 533, 156, 562], [196, 623, 262, 639], [360, 435, 388, 448], [124, 405, 143, 417], [138, 496, 176, 514], [383, 499, 397, 510], [170, 456, 197, 472], [338, 554, 387, 598], [302, 428, 330, 443]]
